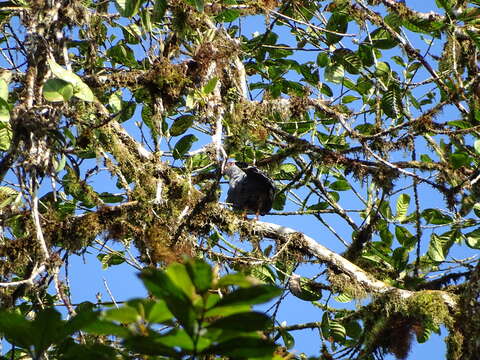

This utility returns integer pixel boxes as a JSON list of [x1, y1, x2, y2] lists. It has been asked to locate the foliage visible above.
[[0, 0, 480, 359], [0, 259, 281, 359]]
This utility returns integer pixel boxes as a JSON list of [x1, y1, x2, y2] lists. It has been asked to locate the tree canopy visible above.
[[0, 0, 480, 359]]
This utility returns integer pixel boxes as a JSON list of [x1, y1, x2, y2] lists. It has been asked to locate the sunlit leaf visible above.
[[395, 194, 410, 222], [203, 77, 218, 94], [115, 0, 143, 17], [47, 57, 94, 102]]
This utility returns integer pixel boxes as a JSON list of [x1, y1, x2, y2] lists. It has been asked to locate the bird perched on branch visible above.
[[223, 161, 276, 219]]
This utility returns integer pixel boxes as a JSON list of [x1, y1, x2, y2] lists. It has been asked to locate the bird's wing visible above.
[[244, 166, 276, 192]]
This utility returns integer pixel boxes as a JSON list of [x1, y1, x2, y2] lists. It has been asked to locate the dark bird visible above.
[[223, 162, 276, 219]]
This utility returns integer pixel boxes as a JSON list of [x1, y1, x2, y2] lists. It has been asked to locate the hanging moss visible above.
[[445, 329, 463, 360], [361, 291, 454, 359], [327, 270, 369, 300]]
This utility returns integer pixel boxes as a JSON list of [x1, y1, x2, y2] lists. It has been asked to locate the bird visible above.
[[223, 161, 276, 219]]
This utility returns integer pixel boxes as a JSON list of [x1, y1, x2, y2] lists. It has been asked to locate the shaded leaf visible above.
[[215, 285, 281, 307], [204, 337, 275, 358], [170, 115, 194, 136], [185, 258, 213, 293], [326, 12, 348, 45], [208, 311, 272, 331], [173, 134, 198, 159]]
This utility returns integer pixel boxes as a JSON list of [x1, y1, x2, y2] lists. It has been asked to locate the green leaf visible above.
[[330, 320, 346, 341], [103, 306, 139, 323], [185, 258, 212, 293], [316, 52, 329, 67], [392, 247, 409, 271], [202, 77, 218, 94], [289, 276, 322, 301], [140, 8, 152, 33], [98, 192, 124, 203], [0, 79, 8, 101], [0, 311, 33, 349], [381, 86, 402, 118], [208, 312, 272, 331], [450, 152, 471, 169], [0, 98, 10, 122], [329, 180, 351, 191], [139, 267, 196, 335], [345, 320, 362, 339], [204, 337, 275, 358], [162, 264, 196, 305], [426, 231, 458, 262], [83, 319, 130, 337], [216, 9, 240, 22], [106, 42, 138, 68], [0, 186, 19, 208], [395, 226, 416, 249], [147, 299, 174, 323], [325, 12, 348, 45], [115, 0, 143, 17], [334, 293, 352, 303], [465, 227, 480, 249], [97, 253, 126, 269], [121, 23, 142, 44], [194, 0, 204, 12], [276, 163, 298, 179], [63, 307, 99, 335], [215, 285, 281, 308], [448, 120, 471, 129], [320, 312, 330, 339], [358, 44, 375, 67], [324, 64, 344, 84], [170, 115, 194, 136], [251, 264, 276, 284], [435, 0, 454, 11], [31, 308, 66, 353], [333, 48, 361, 74], [369, 27, 398, 49], [47, 57, 94, 102], [395, 194, 410, 222], [43, 78, 74, 102], [173, 134, 198, 159], [216, 273, 255, 288], [152, 0, 167, 22], [109, 91, 122, 113], [342, 95, 359, 104], [204, 302, 251, 318], [474, 139, 480, 154], [123, 334, 182, 356], [422, 209, 452, 225], [279, 327, 295, 349], [120, 100, 136, 123], [139, 329, 198, 351], [427, 233, 446, 262]]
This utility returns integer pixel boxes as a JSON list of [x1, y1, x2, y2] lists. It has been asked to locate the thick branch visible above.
[[251, 220, 457, 308]]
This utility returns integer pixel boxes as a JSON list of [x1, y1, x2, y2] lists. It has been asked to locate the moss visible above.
[[327, 270, 368, 300], [445, 329, 463, 360], [405, 291, 452, 328], [362, 291, 454, 359]]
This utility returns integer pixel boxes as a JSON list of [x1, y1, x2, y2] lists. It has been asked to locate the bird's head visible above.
[[223, 161, 244, 180]]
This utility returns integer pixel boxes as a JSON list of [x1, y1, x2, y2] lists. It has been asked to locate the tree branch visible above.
[[251, 220, 457, 308]]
